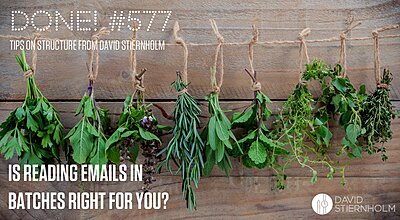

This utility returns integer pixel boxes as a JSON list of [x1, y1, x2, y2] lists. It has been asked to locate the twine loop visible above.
[[173, 21, 189, 96], [251, 81, 262, 91], [298, 28, 310, 83], [372, 24, 399, 87], [88, 27, 110, 81], [210, 19, 225, 94]]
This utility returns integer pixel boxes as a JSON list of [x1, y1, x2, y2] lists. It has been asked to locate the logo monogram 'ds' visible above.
[[312, 193, 333, 215]]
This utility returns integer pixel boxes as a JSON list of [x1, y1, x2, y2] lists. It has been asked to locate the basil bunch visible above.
[[65, 81, 111, 165], [202, 91, 242, 177], [0, 51, 63, 164], [158, 72, 204, 210], [231, 71, 288, 188], [360, 69, 395, 161], [303, 60, 367, 158], [106, 96, 161, 164]]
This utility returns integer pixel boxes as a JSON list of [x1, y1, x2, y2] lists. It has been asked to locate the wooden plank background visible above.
[[0, 0, 399, 219]]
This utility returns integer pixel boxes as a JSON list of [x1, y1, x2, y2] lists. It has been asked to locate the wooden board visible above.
[[1, 0, 400, 219], [1, 175, 399, 219], [0, 0, 399, 101]]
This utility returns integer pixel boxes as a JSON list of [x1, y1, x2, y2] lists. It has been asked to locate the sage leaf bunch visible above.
[[202, 71, 242, 176], [0, 51, 63, 164]]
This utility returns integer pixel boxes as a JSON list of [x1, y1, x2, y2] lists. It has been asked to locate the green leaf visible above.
[[310, 170, 318, 184], [69, 120, 94, 164], [121, 130, 137, 138], [352, 146, 362, 158], [317, 125, 332, 146], [139, 127, 160, 142], [346, 124, 360, 144], [84, 97, 94, 118], [207, 116, 217, 150], [248, 139, 266, 164], [332, 78, 347, 93], [26, 110, 38, 132], [89, 137, 107, 165], [232, 107, 254, 125], [15, 107, 25, 121]]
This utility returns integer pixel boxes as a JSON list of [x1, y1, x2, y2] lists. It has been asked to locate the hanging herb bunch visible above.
[[202, 67, 242, 177], [158, 71, 204, 211], [106, 69, 163, 191], [65, 28, 112, 165], [106, 23, 163, 191], [303, 60, 367, 159], [0, 50, 64, 164], [65, 76, 111, 165], [231, 70, 288, 188], [360, 70, 395, 161], [274, 79, 341, 185]]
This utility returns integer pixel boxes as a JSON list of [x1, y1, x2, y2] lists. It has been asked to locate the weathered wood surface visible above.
[[0, 0, 399, 101], [1, 175, 399, 220], [1, 0, 400, 219]]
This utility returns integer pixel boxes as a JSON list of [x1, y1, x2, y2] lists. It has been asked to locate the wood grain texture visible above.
[[0, 0, 399, 100], [1, 0, 400, 219], [0, 175, 399, 220]]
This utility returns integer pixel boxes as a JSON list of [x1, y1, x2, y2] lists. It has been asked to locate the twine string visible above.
[[338, 21, 362, 77], [129, 21, 146, 96], [210, 19, 225, 93], [373, 24, 399, 87], [298, 28, 310, 83], [23, 33, 40, 78], [173, 21, 189, 96], [88, 27, 110, 81], [247, 25, 261, 91]]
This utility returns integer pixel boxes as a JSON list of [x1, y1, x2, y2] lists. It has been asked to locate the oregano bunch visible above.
[[158, 72, 204, 210], [360, 69, 395, 161], [202, 68, 242, 177], [65, 80, 111, 165], [303, 59, 367, 158], [274, 80, 341, 185], [231, 70, 288, 188], [106, 70, 163, 191], [0, 51, 63, 164]]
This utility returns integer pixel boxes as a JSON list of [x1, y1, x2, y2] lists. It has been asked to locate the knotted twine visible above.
[[338, 21, 362, 78], [372, 24, 399, 89], [297, 28, 311, 83], [248, 24, 261, 91], [23, 33, 40, 78], [210, 19, 225, 93], [129, 21, 147, 102], [88, 27, 110, 82], [173, 21, 189, 96]]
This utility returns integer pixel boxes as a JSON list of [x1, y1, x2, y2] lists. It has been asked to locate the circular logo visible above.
[[311, 193, 333, 215]]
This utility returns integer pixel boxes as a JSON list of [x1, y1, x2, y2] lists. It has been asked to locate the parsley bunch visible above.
[[0, 51, 63, 164]]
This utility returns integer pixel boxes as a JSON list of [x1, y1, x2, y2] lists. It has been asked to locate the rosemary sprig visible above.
[[158, 72, 204, 210]]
